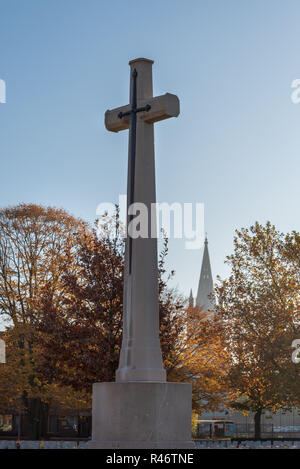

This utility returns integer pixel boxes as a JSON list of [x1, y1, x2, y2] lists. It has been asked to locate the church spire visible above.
[[188, 289, 194, 308], [196, 236, 215, 312]]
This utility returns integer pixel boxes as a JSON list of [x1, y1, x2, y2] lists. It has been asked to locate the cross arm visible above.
[[104, 93, 180, 133], [105, 104, 131, 133], [139, 93, 180, 124]]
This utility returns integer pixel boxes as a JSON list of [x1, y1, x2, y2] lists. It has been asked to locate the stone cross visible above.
[[105, 58, 180, 382]]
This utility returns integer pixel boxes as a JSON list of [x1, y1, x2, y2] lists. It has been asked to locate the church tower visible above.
[[196, 237, 215, 312]]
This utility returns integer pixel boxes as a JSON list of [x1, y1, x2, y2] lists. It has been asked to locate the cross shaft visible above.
[[118, 68, 151, 273], [104, 58, 180, 383]]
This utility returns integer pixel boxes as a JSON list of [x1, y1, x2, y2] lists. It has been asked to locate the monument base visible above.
[[88, 382, 195, 449]]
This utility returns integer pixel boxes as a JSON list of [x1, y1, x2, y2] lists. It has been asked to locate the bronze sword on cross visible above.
[[118, 68, 151, 273]]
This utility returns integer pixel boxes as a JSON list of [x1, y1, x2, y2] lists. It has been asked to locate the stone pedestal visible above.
[[88, 382, 195, 449]]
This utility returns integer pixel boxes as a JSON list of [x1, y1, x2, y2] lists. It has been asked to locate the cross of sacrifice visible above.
[[105, 58, 180, 383]]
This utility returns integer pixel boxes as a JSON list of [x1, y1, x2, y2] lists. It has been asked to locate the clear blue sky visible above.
[[1, 0, 300, 299]]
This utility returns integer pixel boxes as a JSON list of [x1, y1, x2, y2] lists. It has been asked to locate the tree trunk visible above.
[[25, 397, 49, 440], [254, 408, 262, 439], [40, 401, 49, 439]]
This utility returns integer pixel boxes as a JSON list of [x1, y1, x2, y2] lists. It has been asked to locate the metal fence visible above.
[[192, 421, 300, 440], [234, 423, 300, 439]]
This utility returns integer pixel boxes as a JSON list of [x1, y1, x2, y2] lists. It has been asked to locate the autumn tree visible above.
[[167, 304, 231, 413], [216, 222, 300, 438], [36, 212, 124, 390], [0, 203, 84, 439]]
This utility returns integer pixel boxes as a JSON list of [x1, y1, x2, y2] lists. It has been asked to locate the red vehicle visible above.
[[195, 419, 235, 439]]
